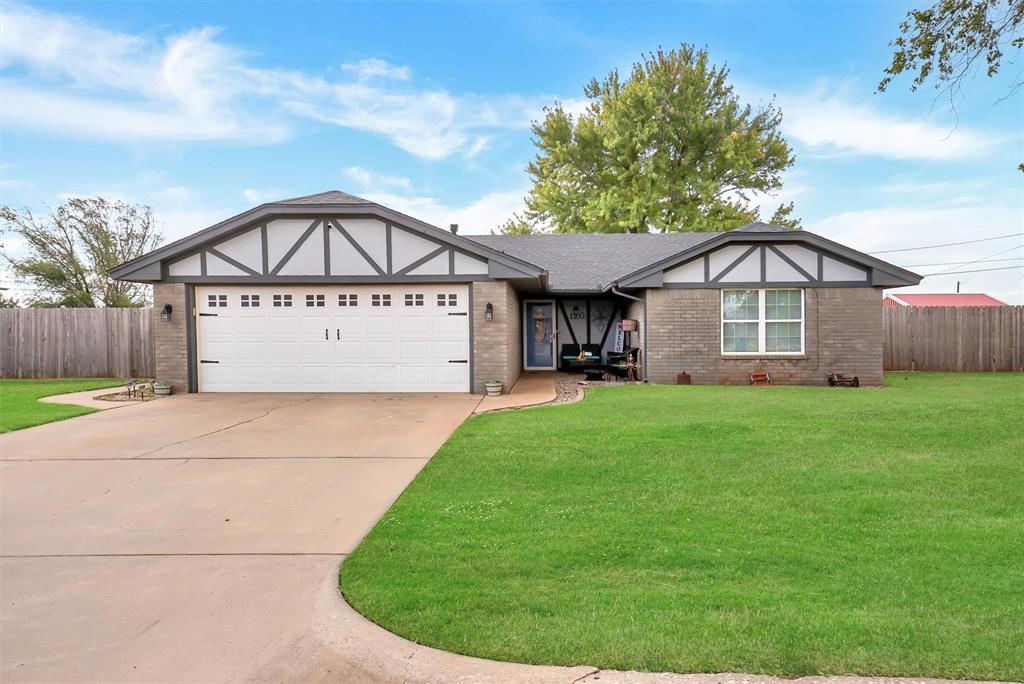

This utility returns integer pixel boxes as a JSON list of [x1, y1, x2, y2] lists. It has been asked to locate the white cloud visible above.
[[342, 166, 413, 191], [341, 58, 410, 81], [243, 188, 283, 204], [151, 186, 191, 202], [0, 3, 562, 158], [780, 84, 1001, 160], [360, 190, 527, 234], [812, 204, 1024, 304]]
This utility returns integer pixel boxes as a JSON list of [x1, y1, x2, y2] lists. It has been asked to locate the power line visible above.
[[921, 265, 1023, 277], [924, 244, 1024, 277], [870, 232, 1024, 255], [902, 257, 1024, 267]]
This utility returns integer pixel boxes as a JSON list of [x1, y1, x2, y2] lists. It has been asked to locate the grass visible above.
[[341, 373, 1024, 680], [0, 378, 122, 433]]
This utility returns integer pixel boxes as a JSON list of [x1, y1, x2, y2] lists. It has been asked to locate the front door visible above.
[[524, 301, 556, 369]]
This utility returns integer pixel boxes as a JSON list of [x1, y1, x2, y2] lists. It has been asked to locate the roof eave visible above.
[[109, 202, 545, 281]]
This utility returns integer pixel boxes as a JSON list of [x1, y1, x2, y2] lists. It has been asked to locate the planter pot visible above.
[[485, 383, 502, 397], [153, 386, 172, 396]]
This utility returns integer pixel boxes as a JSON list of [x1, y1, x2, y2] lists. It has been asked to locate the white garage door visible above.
[[196, 285, 470, 392]]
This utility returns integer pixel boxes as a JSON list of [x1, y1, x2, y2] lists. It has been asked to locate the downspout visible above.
[[609, 285, 647, 382], [609, 285, 642, 302]]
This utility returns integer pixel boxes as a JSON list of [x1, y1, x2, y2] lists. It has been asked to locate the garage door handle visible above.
[[200, 359, 219, 364], [336, 328, 340, 340], [199, 313, 218, 317], [325, 328, 328, 340], [448, 312, 467, 316], [448, 360, 468, 364]]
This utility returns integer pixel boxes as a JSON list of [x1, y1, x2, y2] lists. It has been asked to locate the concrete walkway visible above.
[[475, 372, 558, 413]]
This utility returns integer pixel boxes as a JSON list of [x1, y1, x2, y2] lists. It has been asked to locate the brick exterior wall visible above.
[[152, 282, 189, 392], [645, 287, 884, 386], [472, 281, 521, 394]]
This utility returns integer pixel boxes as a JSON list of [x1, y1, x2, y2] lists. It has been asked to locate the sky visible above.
[[1, 0, 1022, 302]]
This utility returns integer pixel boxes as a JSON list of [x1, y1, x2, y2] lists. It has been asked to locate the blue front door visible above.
[[524, 301, 555, 368]]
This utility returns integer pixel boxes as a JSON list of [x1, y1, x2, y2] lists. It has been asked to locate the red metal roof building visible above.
[[883, 293, 1008, 307]]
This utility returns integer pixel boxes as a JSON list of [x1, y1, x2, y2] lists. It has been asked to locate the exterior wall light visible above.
[[484, 302, 493, 322], [160, 304, 173, 322]]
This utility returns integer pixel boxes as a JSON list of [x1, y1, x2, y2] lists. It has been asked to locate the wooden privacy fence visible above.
[[1, 308, 154, 379], [883, 306, 1023, 372]]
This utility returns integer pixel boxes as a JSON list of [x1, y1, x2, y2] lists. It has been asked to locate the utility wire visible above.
[[921, 265, 1023, 277], [924, 244, 1024, 277], [870, 232, 1024, 254], [902, 257, 1024, 267]]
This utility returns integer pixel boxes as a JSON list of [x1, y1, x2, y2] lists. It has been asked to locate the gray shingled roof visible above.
[[469, 233, 723, 292], [273, 190, 373, 205]]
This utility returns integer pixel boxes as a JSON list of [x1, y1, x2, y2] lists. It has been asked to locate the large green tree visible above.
[[503, 45, 797, 234], [1, 197, 161, 308]]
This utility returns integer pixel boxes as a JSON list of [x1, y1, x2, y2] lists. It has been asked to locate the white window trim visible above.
[[721, 288, 805, 356]]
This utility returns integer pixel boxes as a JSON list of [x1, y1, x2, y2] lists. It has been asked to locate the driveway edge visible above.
[[320, 564, 1015, 684], [316, 564, 598, 683]]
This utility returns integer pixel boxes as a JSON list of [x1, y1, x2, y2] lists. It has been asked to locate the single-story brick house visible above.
[[111, 190, 921, 393]]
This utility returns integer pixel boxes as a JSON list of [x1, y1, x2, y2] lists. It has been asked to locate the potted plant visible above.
[[485, 379, 503, 397], [152, 381, 172, 396]]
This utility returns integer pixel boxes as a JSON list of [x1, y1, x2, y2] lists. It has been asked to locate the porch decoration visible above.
[[624, 353, 642, 382], [485, 379, 503, 397], [153, 382, 172, 396]]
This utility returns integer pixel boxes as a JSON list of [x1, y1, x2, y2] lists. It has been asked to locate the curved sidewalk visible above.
[[320, 564, 1011, 684]]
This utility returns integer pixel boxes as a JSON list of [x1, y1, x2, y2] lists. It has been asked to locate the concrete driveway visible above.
[[0, 392, 480, 683]]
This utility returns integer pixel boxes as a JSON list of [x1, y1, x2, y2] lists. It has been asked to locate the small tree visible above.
[[503, 45, 797, 234], [1, 197, 162, 308]]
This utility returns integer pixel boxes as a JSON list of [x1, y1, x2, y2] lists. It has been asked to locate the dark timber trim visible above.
[[330, 220, 385, 276], [163, 273, 493, 284], [185, 285, 198, 393], [395, 246, 448, 276], [467, 284, 475, 393], [768, 244, 816, 282], [270, 219, 321, 276], [322, 220, 331, 276], [206, 247, 261, 277], [260, 224, 269, 275], [597, 301, 620, 350], [556, 300, 579, 345], [385, 223, 393, 275], [200, 251, 207, 277], [448, 249, 456, 275], [711, 245, 759, 283]]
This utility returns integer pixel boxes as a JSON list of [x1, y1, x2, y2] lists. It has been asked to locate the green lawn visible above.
[[341, 373, 1024, 680], [0, 378, 122, 433]]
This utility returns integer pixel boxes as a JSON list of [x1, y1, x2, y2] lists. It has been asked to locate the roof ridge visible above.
[[271, 189, 374, 205]]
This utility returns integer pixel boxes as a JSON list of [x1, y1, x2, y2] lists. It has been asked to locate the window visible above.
[[273, 294, 292, 307], [722, 289, 803, 354], [207, 294, 227, 308], [404, 293, 424, 307], [338, 294, 358, 307], [240, 294, 260, 308], [437, 293, 458, 307], [305, 294, 325, 307], [371, 293, 391, 307]]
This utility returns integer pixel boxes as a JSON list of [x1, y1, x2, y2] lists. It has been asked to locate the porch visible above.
[[521, 295, 643, 380]]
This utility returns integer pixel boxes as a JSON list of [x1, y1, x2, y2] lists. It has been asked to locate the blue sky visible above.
[[1, 1, 1021, 301]]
